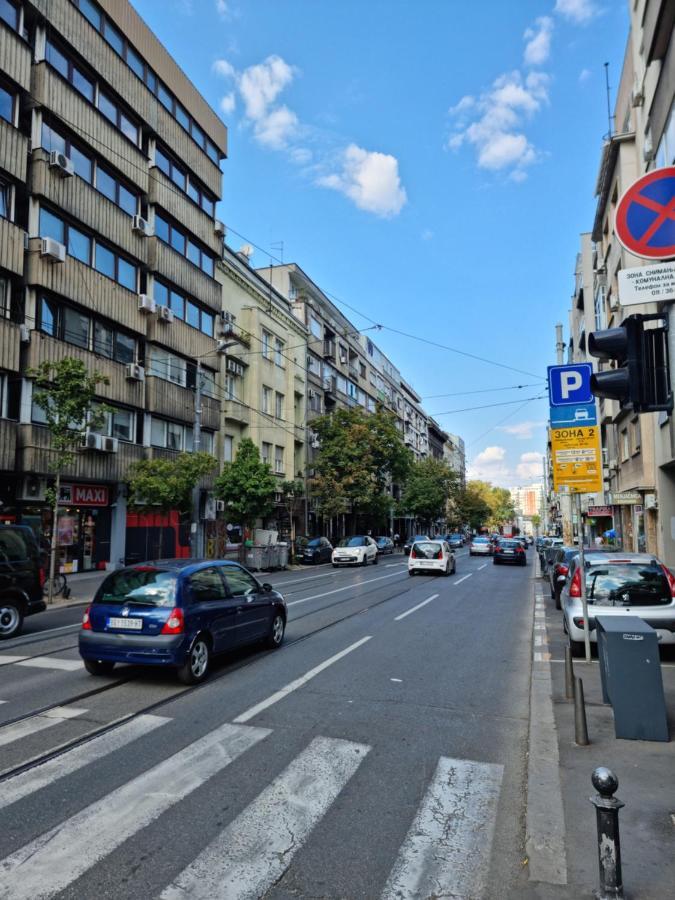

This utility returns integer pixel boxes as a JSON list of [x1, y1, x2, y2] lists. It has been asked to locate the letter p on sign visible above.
[[548, 364, 593, 406]]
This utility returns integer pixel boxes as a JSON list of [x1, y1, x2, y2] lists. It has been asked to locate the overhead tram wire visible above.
[[421, 383, 542, 400], [467, 396, 544, 447], [428, 394, 547, 417]]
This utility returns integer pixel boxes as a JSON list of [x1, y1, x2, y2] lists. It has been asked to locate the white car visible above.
[[408, 540, 456, 577], [469, 536, 492, 556], [332, 536, 378, 567]]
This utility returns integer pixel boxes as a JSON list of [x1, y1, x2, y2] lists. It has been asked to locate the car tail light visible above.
[[435, 549, 442, 559], [38, 567, 46, 588], [573, 617, 585, 628], [516, 546, 524, 554], [558, 564, 569, 576], [660, 565, 675, 598], [494, 546, 501, 554], [569, 568, 582, 597], [81, 605, 92, 630], [410, 549, 416, 559], [160, 607, 185, 635]]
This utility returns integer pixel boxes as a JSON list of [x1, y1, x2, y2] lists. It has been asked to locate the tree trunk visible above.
[[47, 471, 60, 605]]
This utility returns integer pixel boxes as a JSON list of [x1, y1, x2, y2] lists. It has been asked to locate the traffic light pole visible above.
[[576, 491, 592, 663]]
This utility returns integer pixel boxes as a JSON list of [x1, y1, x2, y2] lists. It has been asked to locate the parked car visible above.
[[493, 539, 527, 566], [517, 537, 528, 551], [561, 552, 675, 656], [469, 536, 492, 556], [332, 536, 378, 567], [540, 537, 564, 574], [375, 536, 395, 555], [447, 533, 464, 549], [408, 539, 456, 577], [79, 560, 287, 684], [300, 537, 333, 565], [0, 524, 46, 640], [404, 535, 430, 556], [549, 547, 578, 610]]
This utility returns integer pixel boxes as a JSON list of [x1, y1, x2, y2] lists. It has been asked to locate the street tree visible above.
[[310, 406, 411, 528], [457, 481, 491, 530], [280, 478, 304, 562], [214, 438, 277, 533], [127, 452, 217, 558], [401, 458, 458, 531], [28, 357, 110, 603], [531, 513, 542, 535]]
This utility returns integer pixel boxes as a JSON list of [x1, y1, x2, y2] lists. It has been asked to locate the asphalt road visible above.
[[0, 548, 534, 899]]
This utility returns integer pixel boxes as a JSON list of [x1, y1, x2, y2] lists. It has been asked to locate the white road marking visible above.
[[0, 655, 29, 666], [15, 657, 81, 672], [534, 634, 548, 646], [0, 714, 170, 811], [453, 574, 473, 585], [233, 636, 372, 724], [287, 571, 403, 606], [390, 678, 403, 683], [478, 564, 487, 570], [394, 594, 438, 621], [0, 706, 87, 749], [0, 722, 270, 900], [381, 756, 503, 900], [0, 700, 7, 705], [161, 736, 369, 900]]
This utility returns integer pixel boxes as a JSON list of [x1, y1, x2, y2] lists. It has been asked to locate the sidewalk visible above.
[[524, 562, 675, 898]]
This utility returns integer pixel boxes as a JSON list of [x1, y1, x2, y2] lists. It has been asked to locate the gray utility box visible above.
[[596, 615, 669, 742]]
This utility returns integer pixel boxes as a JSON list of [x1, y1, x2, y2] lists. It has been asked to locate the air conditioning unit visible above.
[[132, 215, 152, 236], [101, 436, 119, 453], [81, 431, 102, 451], [214, 220, 226, 237], [226, 359, 244, 377], [125, 363, 145, 382], [219, 310, 235, 335], [215, 499, 226, 512], [20, 324, 31, 343], [49, 150, 74, 177], [645, 493, 658, 510], [17, 475, 47, 502], [40, 238, 66, 263], [138, 294, 156, 314], [157, 305, 174, 324], [608, 458, 618, 471]]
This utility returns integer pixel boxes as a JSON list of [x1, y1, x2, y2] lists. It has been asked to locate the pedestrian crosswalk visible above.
[[0, 654, 82, 671], [0, 712, 506, 899]]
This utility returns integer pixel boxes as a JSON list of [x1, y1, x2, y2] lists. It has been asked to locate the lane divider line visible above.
[[478, 564, 487, 570], [287, 572, 403, 607], [233, 636, 372, 724], [394, 594, 438, 622], [453, 574, 473, 585]]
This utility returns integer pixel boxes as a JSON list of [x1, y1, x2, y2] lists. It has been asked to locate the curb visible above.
[[525, 565, 568, 886]]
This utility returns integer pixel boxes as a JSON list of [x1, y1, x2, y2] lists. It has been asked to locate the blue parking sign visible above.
[[548, 364, 594, 407]]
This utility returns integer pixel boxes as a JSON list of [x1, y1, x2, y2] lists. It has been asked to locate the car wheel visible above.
[[373, 554, 379, 565], [361, 554, 368, 566], [0, 601, 23, 640], [554, 593, 562, 611], [266, 613, 285, 649], [409, 570, 415, 576], [83, 659, 115, 676], [569, 638, 585, 658], [177, 636, 211, 685], [444, 563, 450, 576], [451, 560, 456, 575]]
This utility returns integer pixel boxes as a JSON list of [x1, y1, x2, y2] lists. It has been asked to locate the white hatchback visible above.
[[408, 540, 456, 577], [332, 536, 378, 567]]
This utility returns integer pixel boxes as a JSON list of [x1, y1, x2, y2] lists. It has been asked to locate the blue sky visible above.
[[135, 0, 628, 487]]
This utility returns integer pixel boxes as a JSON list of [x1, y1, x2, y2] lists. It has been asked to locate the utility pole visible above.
[[576, 490, 592, 662], [191, 360, 202, 558], [555, 322, 565, 365]]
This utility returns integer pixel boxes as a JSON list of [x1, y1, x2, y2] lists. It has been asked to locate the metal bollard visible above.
[[590, 767, 625, 899], [565, 644, 575, 700], [574, 677, 589, 745]]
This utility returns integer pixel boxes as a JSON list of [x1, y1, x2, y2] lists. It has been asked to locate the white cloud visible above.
[[421, 228, 434, 241], [449, 95, 475, 115], [468, 446, 545, 487], [212, 59, 236, 80], [516, 451, 544, 481], [449, 70, 548, 179], [578, 68, 592, 83], [524, 16, 554, 66], [290, 146, 312, 164], [317, 144, 407, 218], [238, 55, 296, 121], [498, 420, 546, 440], [253, 104, 299, 149], [554, 0, 598, 24], [215, 0, 228, 18], [219, 92, 236, 115]]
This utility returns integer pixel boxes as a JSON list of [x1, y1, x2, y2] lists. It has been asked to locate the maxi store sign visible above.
[[548, 365, 602, 493]]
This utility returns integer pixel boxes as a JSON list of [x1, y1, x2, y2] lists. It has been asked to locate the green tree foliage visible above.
[[28, 358, 110, 602], [458, 480, 515, 530], [214, 438, 277, 530], [127, 452, 217, 515], [401, 457, 458, 529], [310, 407, 412, 519], [280, 478, 304, 561]]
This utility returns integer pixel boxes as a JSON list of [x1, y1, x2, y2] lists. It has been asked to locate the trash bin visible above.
[[596, 615, 669, 742]]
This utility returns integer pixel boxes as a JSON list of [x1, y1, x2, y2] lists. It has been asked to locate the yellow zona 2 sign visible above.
[[551, 425, 603, 493]]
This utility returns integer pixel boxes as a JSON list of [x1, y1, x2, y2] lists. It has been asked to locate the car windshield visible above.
[[450, 534, 462, 540], [96, 568, 178, 607], [500, 540, 520, 549], [583, 563, 671, 607], [473, 538, 489, 544], [376, 537, 388, 544], [414, 542, 442, 559], [307, 539, 321, 547], [338, 537, 366, 547]]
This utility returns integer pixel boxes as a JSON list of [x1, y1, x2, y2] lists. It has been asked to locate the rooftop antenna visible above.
[[271, 241, 284, 264], [604, 62, 614, 139]]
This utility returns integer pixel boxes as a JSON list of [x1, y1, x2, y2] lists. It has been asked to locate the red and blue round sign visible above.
[[615, 166, 675, 260]]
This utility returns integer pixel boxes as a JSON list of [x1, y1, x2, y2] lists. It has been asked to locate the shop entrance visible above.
[[55, 506, 111, 572]]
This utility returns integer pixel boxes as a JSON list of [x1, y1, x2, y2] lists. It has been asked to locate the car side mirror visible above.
[[262, 582, 273, 592]]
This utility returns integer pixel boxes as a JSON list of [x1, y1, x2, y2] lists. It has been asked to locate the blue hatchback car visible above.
[[79, 560, 287, 684]]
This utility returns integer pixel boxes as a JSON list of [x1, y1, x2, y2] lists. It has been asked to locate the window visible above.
[[275, 337, 284, 367], [310, 317, 322, 339], [148, 348, 187, 387], [167, 421, 182, 450], [91, 406, 135, 442], [262, 386, 272, 415], [39, 207, 65, 244], [66, 226, 91, 264], [262, 330, 272, 360], [200, 368, 217, 399], [261, 442, 271, 466], [154, 213, 216, 275], [153, 143, 217, 217], [0, 277, 9, 319], [201, 431, 214, 454], [39, 296, 137, 363], [64, 307, 89, 349], [188, 567, 227, 602], [0, 0, 19, 30], [274, 445, 284, 474], [95, 243, 115, 278], [45, 39, 95, 103], [186, 300, 200, 329], [223, 567, 258, 597], [223, 435, 233, 462], [0, 180, 7, 220], [152, 279, 213, 332], [621, 428, 629, 461], [275, 392, 284, 419], [631, 418, 641, 454], [78, 0, 101, 29], [224, 373, 239, 401]]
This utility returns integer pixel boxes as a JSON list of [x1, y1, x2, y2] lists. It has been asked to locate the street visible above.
[[0, 548, 533, 899]]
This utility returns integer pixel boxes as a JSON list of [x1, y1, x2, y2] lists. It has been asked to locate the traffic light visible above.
[[588, 313, 673, 413]]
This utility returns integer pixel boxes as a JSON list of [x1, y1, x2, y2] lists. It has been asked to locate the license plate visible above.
[[336, 557, 350, 562], [504, 551, 514, 555], [108, 617, 143, 630], [420, 560, 434, 565]]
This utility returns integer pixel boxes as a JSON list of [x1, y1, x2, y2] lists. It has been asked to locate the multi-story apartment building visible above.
[[213, 246, 307, 542], [427, 418, 447, 460], [399, 379, 428, 460], [0, 0, 227, 569], [444, 432, 466, 487]]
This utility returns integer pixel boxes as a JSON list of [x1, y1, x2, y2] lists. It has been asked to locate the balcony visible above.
[[323, 339, 336, 361], [148, 239, 221, 312], [223, 399, 250, 425], [0, 119, 28, 183], [323, 375, 337, 400], [0, 318, 20, 372], [0, 419, 17, 470], [146, 376, 220, 430], [149, 168, 222, 255], [0, 19, 30, 90], [0, 217, 25, 277], [348, 364, 359, 381], [17, 424, 145, 481]]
